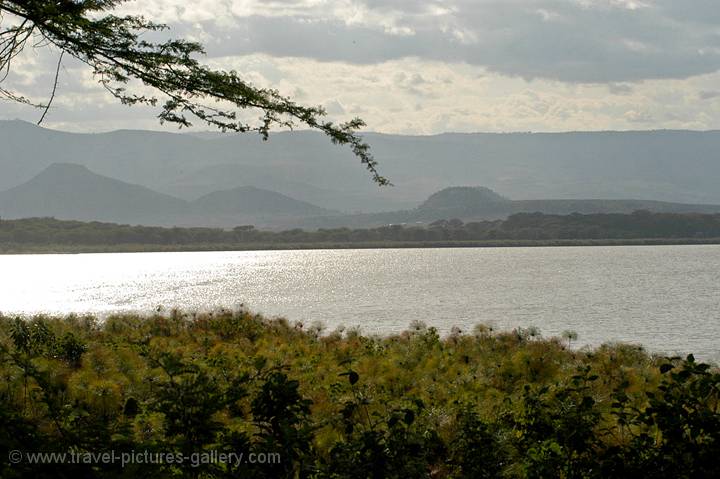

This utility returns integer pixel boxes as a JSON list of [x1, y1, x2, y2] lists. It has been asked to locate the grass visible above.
[[1, 309, 718, 477]]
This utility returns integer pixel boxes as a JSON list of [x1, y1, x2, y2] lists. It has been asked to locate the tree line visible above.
[[2, 210, 720, 247]]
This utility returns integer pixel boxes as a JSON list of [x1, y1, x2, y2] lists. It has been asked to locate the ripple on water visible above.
[[1, 246, 719, 361]]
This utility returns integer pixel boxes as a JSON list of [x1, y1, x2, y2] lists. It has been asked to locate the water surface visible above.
[[1, 246, 718, 360]]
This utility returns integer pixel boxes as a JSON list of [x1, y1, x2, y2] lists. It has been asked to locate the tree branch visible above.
[[0, 0, 390, 185], [37, 49, 62, 125]]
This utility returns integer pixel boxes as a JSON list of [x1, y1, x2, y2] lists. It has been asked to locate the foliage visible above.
[[0, 0, 387, 184], [3, 211, 720, 253], [0, 310, 718, 478]]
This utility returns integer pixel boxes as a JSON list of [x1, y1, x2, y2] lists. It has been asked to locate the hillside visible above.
[[0, 120, 406, 213], [299, 186, 720, 229], [3, 164, 720, 229], [193, 186, 335, 217], [417, 187, 720, 219], [3, 121, 720, 214], [0, 164, 335, 227], [0, 163, 188, 225]]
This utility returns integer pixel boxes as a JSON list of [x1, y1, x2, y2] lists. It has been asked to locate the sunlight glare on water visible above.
[[1, 245, 719, 360]]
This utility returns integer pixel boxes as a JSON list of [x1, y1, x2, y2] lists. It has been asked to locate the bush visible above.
[[0, 311, 718, 478]]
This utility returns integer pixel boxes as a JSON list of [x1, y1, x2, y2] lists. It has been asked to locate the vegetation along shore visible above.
[[3, 211, 720, 254], [1, 309, 718, 478]]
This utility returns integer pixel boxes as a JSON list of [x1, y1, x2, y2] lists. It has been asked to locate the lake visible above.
[[1, 245, 719, 360]]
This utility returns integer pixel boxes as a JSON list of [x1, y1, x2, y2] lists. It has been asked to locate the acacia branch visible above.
[[0, 0, 390, 185], [37, 49, 62, 124]]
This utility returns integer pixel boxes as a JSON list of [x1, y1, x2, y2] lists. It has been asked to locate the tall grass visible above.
[[1, 309, 718, 478]]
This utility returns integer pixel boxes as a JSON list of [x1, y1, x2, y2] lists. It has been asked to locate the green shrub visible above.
[[0, 311, 718, 478]]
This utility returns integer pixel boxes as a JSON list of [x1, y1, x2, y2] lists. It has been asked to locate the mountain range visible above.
[[3, 120, 720, 216], [0, 164, 337, 227], [2, 163, 720, 229]]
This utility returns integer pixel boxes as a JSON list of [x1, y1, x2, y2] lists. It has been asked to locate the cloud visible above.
[[699, 90, 720, 100], [5, 52, 720, 134], [623, 109, 653, 123], [116, 0, 720, 84], [3, 1, 720, 134], [324, 99, 346, 115], [608, 83, 634, 95]]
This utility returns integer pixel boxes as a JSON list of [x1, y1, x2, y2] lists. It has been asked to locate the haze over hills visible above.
[[0, 120, 408, 213], [300, 187, 720, 230], [3, 120, 720, 215], [420, 186, 720, 218], [3, 165, 720, 229], [0, 164, 338, 227], [193, 186, 334, 217], [190, 186, 337, 227], [0, 163, 187, 224], [418, 187, 510, 216]]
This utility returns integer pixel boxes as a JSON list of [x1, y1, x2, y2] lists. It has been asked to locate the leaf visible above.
[[403, 409, 415, 425], [659, 363, 674, 374], [253, 356, 267, 371], [339, 370, 360, 385]]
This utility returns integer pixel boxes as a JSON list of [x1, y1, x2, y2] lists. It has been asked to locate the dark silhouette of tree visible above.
[[0, 0, 388, 184], [4, 212, 720, 251]]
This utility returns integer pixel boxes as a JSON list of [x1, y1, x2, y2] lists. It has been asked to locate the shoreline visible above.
[[3, 237, 720, 254], [3, 309, 713, 362]]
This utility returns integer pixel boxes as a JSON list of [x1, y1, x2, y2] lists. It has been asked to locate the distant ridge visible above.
[[418, 187, 510, 214], [4, 120, 720, 214], [299, 186, 720, 229], [415, 186, 720, 219], [0, 163, 187, 224], [0, 164, 335, 227], [2, 164, 720, 229], [193, 186, 336, 217]]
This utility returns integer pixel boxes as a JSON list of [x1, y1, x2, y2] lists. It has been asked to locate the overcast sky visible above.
[[3, 0, 720, 134]]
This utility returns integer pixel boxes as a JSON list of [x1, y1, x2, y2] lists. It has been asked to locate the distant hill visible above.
[[511, 199, 720, 216], [416, 187, 720, 219], [0, 163, 187, 225], [0, 120, 410, 213], [298, 186, 720, 229], [4, 120, 720, 214], [193, 186, 334, 216], [190, 186, 337, 226], [0, 164, 336, 227], [3, 164, 720, 229], [418, 187, 510, 216]]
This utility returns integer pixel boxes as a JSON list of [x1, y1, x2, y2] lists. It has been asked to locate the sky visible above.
[[2, 0, 720, 134]]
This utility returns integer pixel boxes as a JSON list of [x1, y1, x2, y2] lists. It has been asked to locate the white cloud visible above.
[[3, 1, 720, 133], [111, 0, 720, 83]]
